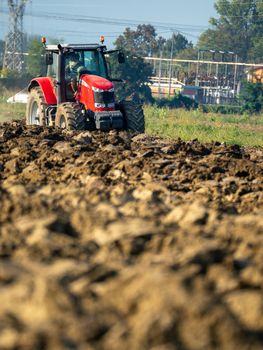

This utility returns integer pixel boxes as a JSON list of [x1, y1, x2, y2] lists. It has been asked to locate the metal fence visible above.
[[201, 87, 240, 105], [145, 57, 262, 105]]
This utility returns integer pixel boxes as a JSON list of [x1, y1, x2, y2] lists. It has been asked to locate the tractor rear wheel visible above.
[[26, 87, 46, 126], [55, 103, 85, 130], [119, 99, 145, 133]]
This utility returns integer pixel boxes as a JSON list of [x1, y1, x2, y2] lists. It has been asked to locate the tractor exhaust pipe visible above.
[[57, 44, 66, 104]]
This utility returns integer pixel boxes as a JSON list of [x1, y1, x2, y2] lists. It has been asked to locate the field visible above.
[[1, 92, 263, 146], [0, 94, 25, 123], [145, 106, 263, 147], [0, 97, 263, 349]]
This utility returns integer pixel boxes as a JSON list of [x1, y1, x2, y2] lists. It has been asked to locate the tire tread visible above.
[[55, 102, 85, 130], [26, 87, 47, 125], [119, 99, 145, 133]]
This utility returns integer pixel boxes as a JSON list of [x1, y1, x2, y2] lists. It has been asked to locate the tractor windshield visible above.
[[65, 49, 107, 79]]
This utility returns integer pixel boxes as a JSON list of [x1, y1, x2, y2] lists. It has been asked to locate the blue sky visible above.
[[0, 0, 217, 48]]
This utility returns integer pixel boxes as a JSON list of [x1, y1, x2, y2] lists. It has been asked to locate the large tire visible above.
[[55, 102, 85, 130], [26, 87, 46, 126], [119, 99, 145, 133]]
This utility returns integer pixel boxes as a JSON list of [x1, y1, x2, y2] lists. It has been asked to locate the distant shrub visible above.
[[154, 93, 198, 110], [240, 82, 263, 114], [200, 104, 244, 115], [0, 69, 31, 90]]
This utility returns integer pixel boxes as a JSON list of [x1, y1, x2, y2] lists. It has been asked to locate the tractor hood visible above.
[[80, 74, 114, 91], [77, 74, 115, 112]]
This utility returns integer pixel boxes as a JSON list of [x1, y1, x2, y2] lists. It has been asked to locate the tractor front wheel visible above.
[[55, 103, 85, 130], [26, 87, 46, 126], [119, 99, 145, 133]]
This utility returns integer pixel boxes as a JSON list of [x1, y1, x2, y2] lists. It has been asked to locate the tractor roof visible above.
[[46, 43, 106, 52]]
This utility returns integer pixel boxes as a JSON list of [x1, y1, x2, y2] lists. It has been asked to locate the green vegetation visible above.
[[240, 82, 263, 113], [1, 93, 263, 147], [26, 37, 46, 77], [198, 0, 263, 62], [114, 24, 192, 58], [112, 24, 193, 102], [109, 52, 153, 102], [145, 105, 263, 147], [154, 94, 198, 110], [200, 104, 244, 115]]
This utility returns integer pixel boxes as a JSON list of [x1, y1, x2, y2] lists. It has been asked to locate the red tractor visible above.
[[26, 39, 145, 132]]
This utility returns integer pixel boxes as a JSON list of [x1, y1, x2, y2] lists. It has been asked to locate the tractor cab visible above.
[[46, 45, 108, 82], [44, 43, 111, 104], [26, 39, 144, 133]]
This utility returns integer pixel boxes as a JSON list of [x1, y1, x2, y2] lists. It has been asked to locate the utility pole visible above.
[[168, 32, 174, 97], [233, 54, 238, 95], [195, 50, 200, 86], [3, 0, 29, 71], [158, 49, 163, 98]]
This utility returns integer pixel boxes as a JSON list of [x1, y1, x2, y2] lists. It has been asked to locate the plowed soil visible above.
[[0, 120, 263, 350]]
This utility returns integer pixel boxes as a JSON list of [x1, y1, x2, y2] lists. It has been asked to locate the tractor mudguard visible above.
[[28, 77, 57, 105]]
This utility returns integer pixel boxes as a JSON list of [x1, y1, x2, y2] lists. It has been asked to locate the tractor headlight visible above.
[[95, 102, 115, 108], [95, 103, 106, 108], [92, 87, 105, 93], [93, 87, 115, 108], [92, 87, 114, 93]]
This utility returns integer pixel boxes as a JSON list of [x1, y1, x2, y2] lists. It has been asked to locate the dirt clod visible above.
[[0, 120, 263, 349]]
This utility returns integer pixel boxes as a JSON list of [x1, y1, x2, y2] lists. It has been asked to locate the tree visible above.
[[251, 37, 263, 62], [175, 47, 198, 60], [113, 25, 161, 102], [198, 0, 263, 62], [108, 52, 153, 102], [114, 24, 165, 57], [115, 25, 192, 58], [112, 25, 193, 101], [26, 37, 46, 77], [162, 33, 193, 58], [240, 82, 263, 113]]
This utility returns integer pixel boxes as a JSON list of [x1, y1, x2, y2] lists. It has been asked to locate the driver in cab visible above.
[[65, 52, 86, 99]]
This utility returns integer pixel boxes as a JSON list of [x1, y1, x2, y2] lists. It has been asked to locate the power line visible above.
[[1, 8, 209, 36], [32, 12, 204, 39], [2, 4, 261, 47], [39, 11, 209, 30]]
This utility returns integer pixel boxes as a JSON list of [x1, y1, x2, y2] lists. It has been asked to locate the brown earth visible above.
[[0, 120, 263, 350]]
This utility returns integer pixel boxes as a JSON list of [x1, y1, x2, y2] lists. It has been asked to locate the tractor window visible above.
[[47, 52, 58, 78], [82, 50, 107, 78]]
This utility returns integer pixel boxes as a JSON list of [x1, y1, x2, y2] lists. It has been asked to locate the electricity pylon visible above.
[[3, 0, 29, 71]]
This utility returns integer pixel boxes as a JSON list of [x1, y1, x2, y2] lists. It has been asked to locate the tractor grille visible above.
[[94, 90, 115, 105]]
